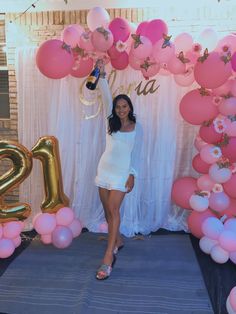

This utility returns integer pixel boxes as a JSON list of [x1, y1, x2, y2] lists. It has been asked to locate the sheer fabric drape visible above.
[[16, 47, 198, 236]]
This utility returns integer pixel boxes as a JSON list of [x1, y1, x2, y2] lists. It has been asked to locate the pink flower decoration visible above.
[[212, 96, 223, 106], [115, 40, 127, 52]]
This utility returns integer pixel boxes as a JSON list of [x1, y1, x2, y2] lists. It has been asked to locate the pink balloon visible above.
[[202, 217, 224, 239], [41, 234, 52, 245], [56, 207, 75, 226], [210, 245, 229, 263], [144, 19, 168, 44], [223, 174, 236, 198], [153, 39, 175, 63], [219, 230, 236, 252], [229, 287, 236, 312], [12, 236, 21, 248], [209, 163, 232, 183], [79, 31, 95, 51], [131, 35, 152, 59], [36, 39, 74, 79], [194, 51, 232, 89], [174, 32, 193, 54], [34, 213, 56, 235], [0, 238, 15, 258], [87, 7, 110, 32], [209, 191, 230, 212], [91, 27, 113, 52], [224, 218, 236, 232], [109, 18, 131, 42], [199, 123, 223, 144], [221, 137, 236, 163], [197, 174, 216, 191], [3, 221, 22, 239], [218, 97, 236, 116], [225, 119, 236, 137], [62, 26, 81, 48], [187, 209, 216, 239], [52, 226, 73, 249], [221, 199, 236, 219], [189, 194, 209, 212], [70, 57, 93, 78], [136, 21, 149, 36], [212, 79, 235, 96], [200, 144, 221, 164], [108, 45, 121, 60], [140, 57, 160, 79], [68, 219, 82, 238], [168, 56, 186, 75], [129, 52, 143, 70], [174, 66, 195, 87], [171, 177, 197, 209], [194, 135, 207, 151], [179, 89, 218, 125], [111, 51, 129, 70], [216, 34, 236, 55], [192, 153, 210, 174]]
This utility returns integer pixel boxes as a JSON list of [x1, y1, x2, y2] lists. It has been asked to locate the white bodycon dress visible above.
[[94, 78, 143, 192]]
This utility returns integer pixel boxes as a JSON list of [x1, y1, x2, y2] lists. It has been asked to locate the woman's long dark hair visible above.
[[108, 94, 136, 134]]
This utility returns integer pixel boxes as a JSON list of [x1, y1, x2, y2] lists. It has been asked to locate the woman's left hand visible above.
[[125, 175, 134, 193]]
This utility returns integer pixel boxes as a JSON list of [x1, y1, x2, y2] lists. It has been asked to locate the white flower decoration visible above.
[[212, 183, 223, 193], [210, 146, 222, 158], [213, 116, 226, 133], [115, 40, 127, 52]]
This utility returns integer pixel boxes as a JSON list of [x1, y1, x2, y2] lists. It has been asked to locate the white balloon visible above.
[[210, 244, 229, 264], [226, 296, 236, 314], [199, 236, 218, 254], [87, 7, 110, 31], [197, 28, 218, 52]]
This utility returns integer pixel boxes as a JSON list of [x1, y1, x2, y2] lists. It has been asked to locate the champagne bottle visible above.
[[86, 66, 100, 90]]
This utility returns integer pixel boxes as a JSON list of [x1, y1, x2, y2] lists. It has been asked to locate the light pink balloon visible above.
[[212, 79, 234, 96], [216, 34, 236, 55], [109, 18, 131, 42], [111, 51, 129, 70], [52, 226, 73, 249], [174, 66, 195, 87], [225, 119, 236, 137], [174, 32, 193, 54], [221, 137, 236, 163], [231, 80, 236, 97], [62, 26, 81, 48], [224, 218, 236, 232], [209, 163, 232, 183], [0, 238, 15, 258], [41, 234, 52, 245], [70, 57, 93, 78], [200, 144, 221, 164], [171, 176, 197, 209], [168, 56, 186, 75], [202, 217, 224, 239], [219, 230, 236, 252], [12, 236, 21, 248], [131, 35, 152, 59], [91, 27, 113, 52], [218, 97, 236, 116], [199, 236, 218, 254], [197, 174, 216, 191], [3, 221, 22, 239], [56, 207, 75, 226], [68, 219, 82, 238], [189, 194, 209, 212], [199, 123, 223, 144], [210, 244, 229, 263], [229, 287, 236, 312], [87, 7, 110, 32], [140, 57, 160, 79], [144, 19, 168, 44], [223, 174, 236, 198], [153, 39, 175, 63], [192, 154, 210, 174], [194, 51, 232, 89], [79, 31, 95, 51], [36, 39, 74, 79], [129, 52, 143, 70], [34, 213, 57, 235], [179, 89, 218, 125], [221, 200, 236, 219], [194, 136, 208, 151], [187, 209, 216, 239], [209, 191, 230, 212]]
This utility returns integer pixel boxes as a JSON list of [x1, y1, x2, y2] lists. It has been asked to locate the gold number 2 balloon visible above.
[[31, 136, 69, 213], [0, 140, 32, 222]]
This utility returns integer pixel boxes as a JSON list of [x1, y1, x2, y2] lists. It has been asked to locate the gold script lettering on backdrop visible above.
[[79, 70, 160, 119]]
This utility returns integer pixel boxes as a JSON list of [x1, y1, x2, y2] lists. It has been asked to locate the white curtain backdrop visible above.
[[16, 47, 199, 236]]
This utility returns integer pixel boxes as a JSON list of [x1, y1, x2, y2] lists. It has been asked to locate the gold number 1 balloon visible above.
[[0, 140, 32, 222], [31, 136, 69, 213]]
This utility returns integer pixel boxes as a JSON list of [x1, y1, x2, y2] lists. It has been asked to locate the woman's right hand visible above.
[[96, 59, 105, 73]]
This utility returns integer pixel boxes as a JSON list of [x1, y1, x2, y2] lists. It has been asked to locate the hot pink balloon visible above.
[[192, 153, 210, 174], [209, 191, 230, 212], [140, 57, 160, 79], [197, 174, 216, 191], [219, 230, 236, 252], [194, 51, 232, 89], [174, 32, 193, 54], [62, 26, 81, 48], [223, 173, 236, 198], [153, 39, 175, 63], [199, 123, 223, 144], [187, 209, 216, 239], [52, 226, 73, 249], [79, 31, 95, 51], [41, 234, 52, 245], [34, 213, 57, 235], [3, 221, 22, 239], [108, 45, 121, 60], [68, 219, 82, 238], [218, 97, 236, 116], [131, 35, 152, 59], [109, 18, 131, 42], [136, 21, 149, 36], [144, 19, 168, 44], [70, 57, 93, 78], [87, 7, 110, 32], [91, 27, 113, 52], [36, 39, 74, 79], [0, 238, 15, 258], [111, 51, 129, 70], [202, 216, 224, 239], [209, 163, 232, 183], [171, 176, 197, 209], [221, 137, 236, 163], [56, 207, 75, 226], [179, 89, 218, 125], [168, 56, 186, 75]]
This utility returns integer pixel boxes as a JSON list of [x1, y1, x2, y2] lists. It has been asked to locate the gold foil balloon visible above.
[[0, 140, 32, 222], [31, 136, 69, 213]]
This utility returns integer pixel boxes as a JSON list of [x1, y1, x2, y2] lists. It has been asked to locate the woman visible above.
[[95, 61, 143, 280]]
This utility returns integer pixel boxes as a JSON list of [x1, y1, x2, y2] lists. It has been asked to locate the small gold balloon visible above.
[[31, 136, 69, 213], [0, 140, 33, 222]]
